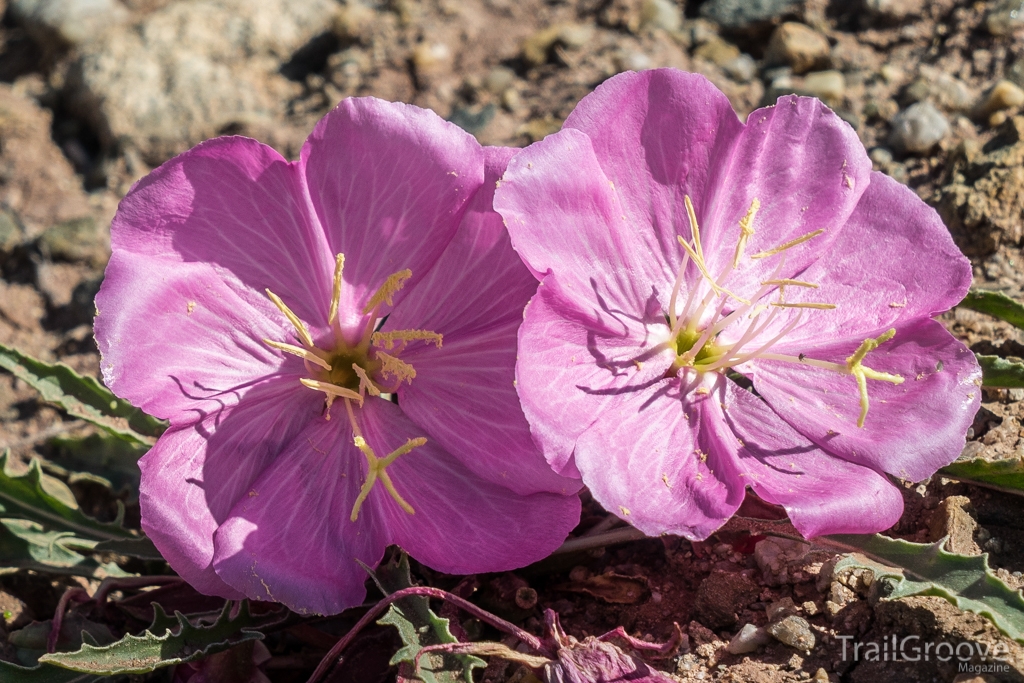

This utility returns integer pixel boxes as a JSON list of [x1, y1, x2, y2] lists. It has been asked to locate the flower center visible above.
[[263, 252, 443, 521], [662, 195, 904, 428]]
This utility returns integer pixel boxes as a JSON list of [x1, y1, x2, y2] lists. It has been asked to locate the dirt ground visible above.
[[2, 0, 1024, 681]]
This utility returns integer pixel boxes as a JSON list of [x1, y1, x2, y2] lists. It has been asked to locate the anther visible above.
[[751, 228, 825, 260], [352, 363, 381, 397], [372, 329, 443, 351], [263, 339, 331, 370], [363, 269, 413, 314], [377, 351, 417, 384], [771, 302, 837, 310], [328, 253, 345, 325], [266, 289, 314, 348], [733, 198, 760, 268]]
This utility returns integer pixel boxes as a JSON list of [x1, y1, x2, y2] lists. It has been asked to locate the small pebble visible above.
[[802, 70, 845, 103], [485, 66, 516, 94], [767, 615, 816, 651], [764, 22, 831, 75], [767, 597, 797, 621], [986, 0, 1024, 35], [813, 668, 830, 683], [976, 80, 1024, 118], [888, 101, 949, 154], [727, 624, 772, 654], [869, 147, 893, 166], [615, 50, 653, 72], [640, 0, 682, 32], [723, 54, 757, 83]]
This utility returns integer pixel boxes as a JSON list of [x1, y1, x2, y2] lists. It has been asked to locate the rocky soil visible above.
[[1, 0, 1024, 681]]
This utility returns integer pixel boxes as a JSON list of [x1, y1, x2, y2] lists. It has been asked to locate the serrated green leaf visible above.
[[829, 533, 1024, 641], [0, 342, 164, 446], [371, 553, 485, 683], [38, 601, 263, 675], [48, 433, 145, 496], [0, 452, 135, 576], [960, 289, 1024, 330], [941, 456, 1024, 495], [976, 354, 1024, 388]]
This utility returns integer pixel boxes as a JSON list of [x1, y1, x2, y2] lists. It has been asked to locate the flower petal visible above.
[[301, 98, 485, 333], [104, 136, 333, 334], [358, 399, 582, 574], [750, 171, 972, 345], [515, 281, 674, 477], [573, 373, 745, 540], [562, 69, 743, 278], [496, 128, 673, 324], [211, 413, 385, 615], [96, 252, 299, 423], [399, 327, 580, 495], [710, 378, 903, 537], [700, 95, 872, 293], [139, 378, 321, 600], [390, 147, 576, 495], [751, 318, 981, 481]]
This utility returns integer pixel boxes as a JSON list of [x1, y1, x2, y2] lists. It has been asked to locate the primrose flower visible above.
[[494, 69, 981, 539], [95, 98, 581, 615]]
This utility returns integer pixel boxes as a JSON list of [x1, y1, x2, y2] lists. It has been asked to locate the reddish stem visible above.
[[47, 587, 90, 653], [306, 586, 546, 683]]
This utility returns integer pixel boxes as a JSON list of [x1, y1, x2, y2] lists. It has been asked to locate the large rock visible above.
[[938, 116, 1024, 256], [65, 0, 337, 164], [10, 0, 129, 47], [0, 84, 92, 237], [700, 0, 803, 33]]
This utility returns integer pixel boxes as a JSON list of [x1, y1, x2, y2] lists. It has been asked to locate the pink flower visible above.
[[95, 99, 581, 615], [494, 69, 980, 540]]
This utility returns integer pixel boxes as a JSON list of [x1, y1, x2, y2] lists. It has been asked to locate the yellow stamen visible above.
[[684, 196, 706, 265], [363, 269, 412, 314], [761, 279, 819, 288], [677, 236, 750, 305], [751, 228, 825, 260], [844, 329, 904, 428], [733, 198, 760, 268], [263, 340, 331, 370], [371, 329, 443, 351], [351, 363, 381, 397], [350, 435, 423, 521], [377, 351, 417, 384], [328, 253, 345, 325], [266, 289, 314, 348], [300, 378, 363, 401], [771, 302, 837, 310]]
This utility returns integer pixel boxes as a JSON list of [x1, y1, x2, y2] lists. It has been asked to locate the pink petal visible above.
[[301, 98, 485, 334], [750, 318, 982, 481], [390, 147, 576, 495], [105, 136, 333, 335], [211, 413, 385, 615], [573, 373, 745, 540], [515, 282, 674, 478], [710, 378, 904, 537], [698, 95, 872, 293], [562, 69, 743, 282], [750, 172, 972, 346], [139, 379, 322, 600], [358, 399, 582, 575], [95, 253, 297, 423], [495, 128, 673, 324]]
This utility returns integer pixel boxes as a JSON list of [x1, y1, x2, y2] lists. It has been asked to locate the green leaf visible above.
[[0, 342, 164, 447], [0, 660, 94, 683], [48, 433, 145, 495], [371, 553, 485, 683], [976, 354, 1024, 388], [829, 533, 1024, 641], [92, 536, 164, 561], [38, 601, 263, 675], [960, 289, 1024, 330], [0, 452, 135, 576], [941, 455, 1024, 495]]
